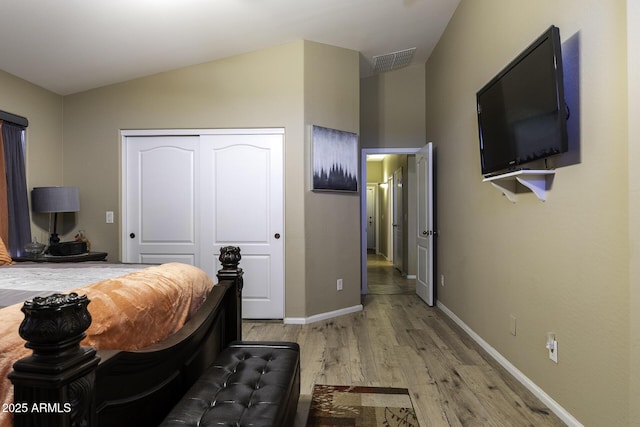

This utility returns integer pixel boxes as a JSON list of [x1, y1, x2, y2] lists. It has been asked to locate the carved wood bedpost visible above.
[[217, 246, 243, 341], [8, 293, 100, 427]]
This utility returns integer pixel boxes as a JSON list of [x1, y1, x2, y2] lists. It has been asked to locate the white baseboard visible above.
[[406, 274, 416, 279], [437, 301, 584, 427], [284, 304, 363, 325]]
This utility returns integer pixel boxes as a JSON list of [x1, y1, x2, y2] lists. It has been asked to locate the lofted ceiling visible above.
[[0, 0, 460, 95]]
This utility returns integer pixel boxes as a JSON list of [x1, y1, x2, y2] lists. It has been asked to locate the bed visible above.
[[0, 263, 150, 308], [0, 245, 243, 427]]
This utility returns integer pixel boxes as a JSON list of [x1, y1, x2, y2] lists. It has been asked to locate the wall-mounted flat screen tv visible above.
[[476, 25, 568, 176]]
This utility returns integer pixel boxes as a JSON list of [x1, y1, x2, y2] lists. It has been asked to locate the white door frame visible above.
[[360, 147, 420, 295]]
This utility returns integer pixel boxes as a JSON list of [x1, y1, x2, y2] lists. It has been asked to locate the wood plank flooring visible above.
[[366, 253, 416, 295], [242, 257, 566, 426]]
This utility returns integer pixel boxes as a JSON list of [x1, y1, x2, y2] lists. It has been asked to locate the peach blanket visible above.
[[0, 263, 214, 427]]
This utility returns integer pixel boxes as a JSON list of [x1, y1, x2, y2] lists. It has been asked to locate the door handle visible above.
[[274, 233, 281, 239], [129, 233, 135, 239]]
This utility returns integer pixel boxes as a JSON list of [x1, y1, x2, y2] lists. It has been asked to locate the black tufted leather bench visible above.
[[160, 341, 300, 427]]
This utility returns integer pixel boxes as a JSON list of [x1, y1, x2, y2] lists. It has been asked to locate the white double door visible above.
[[122, 129, 284, 319]]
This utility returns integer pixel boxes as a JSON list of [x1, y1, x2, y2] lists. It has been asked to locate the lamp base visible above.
[[48, 233, 60, 247]]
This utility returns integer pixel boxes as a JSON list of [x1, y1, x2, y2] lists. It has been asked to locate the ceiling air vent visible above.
[[372, 47, 416, 74]]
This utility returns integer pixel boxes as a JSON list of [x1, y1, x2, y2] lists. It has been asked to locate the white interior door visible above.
[[122, 129, 284, 319], [200, 133, 284, 319], [393, 167, 404, 273], [366, 185, 376, 250], [123, 136, 200, 265], [416, 143, 434, 306], [387, 175, 394, 262]]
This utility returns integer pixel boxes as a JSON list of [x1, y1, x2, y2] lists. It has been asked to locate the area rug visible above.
[[306, 384, 419, 427]]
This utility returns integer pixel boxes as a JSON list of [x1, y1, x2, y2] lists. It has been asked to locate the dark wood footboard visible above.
[[8, 246, 243, 427]]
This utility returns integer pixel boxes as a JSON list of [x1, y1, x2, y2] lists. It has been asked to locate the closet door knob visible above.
[[129, 233, 135, 239], [274, 233, 281, 239]]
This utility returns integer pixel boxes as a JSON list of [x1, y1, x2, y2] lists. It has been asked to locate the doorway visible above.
[[360, 148, 421, 296]]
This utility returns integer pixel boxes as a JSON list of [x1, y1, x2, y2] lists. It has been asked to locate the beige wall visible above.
[[361, 64, 426, 149], [0, 70, 64, 242], [366, 161, 383, 183], [628, 0, 640, 421], [303, 41, 361, 316], [427, 1, 628, 425]]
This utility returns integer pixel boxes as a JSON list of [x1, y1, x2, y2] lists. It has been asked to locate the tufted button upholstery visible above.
[[160, 341, 300, 427]]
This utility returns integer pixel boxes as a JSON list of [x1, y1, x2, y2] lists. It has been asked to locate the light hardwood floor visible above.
[[366, 253, 416, 295], [242, 257, 566, 426]]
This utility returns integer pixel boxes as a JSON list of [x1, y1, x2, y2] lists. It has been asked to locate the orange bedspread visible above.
[[0, 263, 214, 427]]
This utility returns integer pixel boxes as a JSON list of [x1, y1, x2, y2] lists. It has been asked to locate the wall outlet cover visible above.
[[548, 340, 558, 363]]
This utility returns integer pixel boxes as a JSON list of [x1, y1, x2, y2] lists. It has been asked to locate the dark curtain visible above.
[[0, 122, 8, 245], [2, 121, 31, 256]]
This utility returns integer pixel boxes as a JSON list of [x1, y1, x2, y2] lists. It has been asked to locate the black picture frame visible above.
[[311, 125, 358, 192]]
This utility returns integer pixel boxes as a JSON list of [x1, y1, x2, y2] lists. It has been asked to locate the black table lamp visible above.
[[31, 186, 80, 246]]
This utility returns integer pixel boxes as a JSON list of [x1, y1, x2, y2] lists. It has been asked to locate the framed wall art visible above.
[[311, 125, 358, 192]]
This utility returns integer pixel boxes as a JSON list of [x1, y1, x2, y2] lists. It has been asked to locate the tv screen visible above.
[[476, 25, 568, 176]]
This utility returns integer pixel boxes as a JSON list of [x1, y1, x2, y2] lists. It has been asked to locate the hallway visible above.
[[366, 253, 415, 295]]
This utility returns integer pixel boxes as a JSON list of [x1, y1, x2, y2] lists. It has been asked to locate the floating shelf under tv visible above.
[[483, 169, 556, 203]]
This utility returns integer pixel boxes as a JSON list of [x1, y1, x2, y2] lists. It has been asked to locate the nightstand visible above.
[[13, 252, 108, 263]]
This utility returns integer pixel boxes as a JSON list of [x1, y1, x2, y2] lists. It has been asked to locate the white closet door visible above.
[[200, 132, 284, 319], [122, 130, 285, 319], [123, 136, 200, 265]]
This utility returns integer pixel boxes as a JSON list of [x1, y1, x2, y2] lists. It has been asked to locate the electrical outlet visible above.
[[548, 340, 558, 363], [546, 332, 558, 363], [337, 278, 343, 291], [106, 211, 114, 224]]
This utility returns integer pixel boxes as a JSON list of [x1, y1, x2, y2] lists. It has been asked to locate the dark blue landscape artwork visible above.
[[312, 125, 358, 192]]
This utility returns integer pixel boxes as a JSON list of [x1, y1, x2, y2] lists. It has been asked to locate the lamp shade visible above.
[[31, 187, 80, 213]]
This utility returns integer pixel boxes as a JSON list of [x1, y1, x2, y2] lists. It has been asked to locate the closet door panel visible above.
[[201, 132, 284, 319], [123, 136, 199, 265]]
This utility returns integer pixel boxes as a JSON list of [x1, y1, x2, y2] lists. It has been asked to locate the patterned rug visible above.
[[306, 385, 419, 427]]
